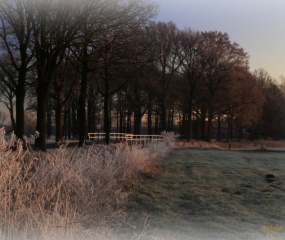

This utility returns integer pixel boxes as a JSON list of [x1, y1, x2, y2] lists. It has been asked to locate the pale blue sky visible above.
[[153, 0, 285, 81]]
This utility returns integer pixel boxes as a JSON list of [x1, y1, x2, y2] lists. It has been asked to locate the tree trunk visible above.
[[134, 110, 142, 134], [55, 104, 64, 142], [8, 98, 16, 131], [200, 113, 206, 141], [126, 111, 132, 133], [207, 114, 213, 142], [230, 118, 234, 140], [34, 83, 49, 151], [87, 87, 96, 133], [206, 102, 213, 142], [78, 53, 88, 147], [160, 101, 167, 131], [155, 114, 159, 134], [116, 111, 119, 132], [226, 117, 230, 142], [217, 115, 221, 140], [103, 90, 110, 144], [226, 116, 233, 142], [87, 99, 96, 133], [46, 103, 52, 139], [147, 98, 152, 134], [63, 108, 67, 139], [181, 113, 186, 137], [78, 91, 87, 146], [119, 108, 123, 132], [238, 126, 243, 141], [188, 102, 193, 140], [15, 80, 25, 139], [72, 101, 78, 139], [67, 107, 71, 139]]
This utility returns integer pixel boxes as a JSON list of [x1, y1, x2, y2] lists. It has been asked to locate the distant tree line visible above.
[[0, 0, 285, 150]]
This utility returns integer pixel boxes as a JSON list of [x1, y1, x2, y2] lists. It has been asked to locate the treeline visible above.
[[0, 0, 284, 150]]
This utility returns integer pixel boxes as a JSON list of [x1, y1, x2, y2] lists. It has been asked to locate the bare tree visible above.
[[220, 69, 264, 141], [24, 0, 87, 150], [66, 0, 157, 146], [254, 69, 285, 140], [199, 31, 249, 141], [49, 57, 79, 142], [117, 26, 160, 135], [69, 0, 112, 147], [94, 1, 157, 144], [145, 21, 181, 131], [177, 29, 204, 139], [0, 0, 34, 139], [0, 73, 16, 129]]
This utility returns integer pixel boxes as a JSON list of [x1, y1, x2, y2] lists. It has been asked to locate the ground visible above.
[[125, 147, 285, 240]]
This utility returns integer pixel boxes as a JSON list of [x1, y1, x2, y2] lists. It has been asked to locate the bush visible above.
[[0, 128, 173, 239]]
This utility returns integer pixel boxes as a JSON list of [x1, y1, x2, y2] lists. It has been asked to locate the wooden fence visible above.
[[88, 132, 164, 142]]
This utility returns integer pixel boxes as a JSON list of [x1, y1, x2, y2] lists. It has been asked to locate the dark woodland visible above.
[[0, 0, 285, 150]]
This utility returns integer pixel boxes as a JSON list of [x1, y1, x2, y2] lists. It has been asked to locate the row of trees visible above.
[[0, 0, 284, 150]]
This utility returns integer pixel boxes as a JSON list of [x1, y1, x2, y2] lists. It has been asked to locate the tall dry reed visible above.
[[0, 128, 173, 239]]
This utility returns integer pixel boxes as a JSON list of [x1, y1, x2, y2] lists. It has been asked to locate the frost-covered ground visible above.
[[126, 148, 285, 240], [1, 128, 284, 239]]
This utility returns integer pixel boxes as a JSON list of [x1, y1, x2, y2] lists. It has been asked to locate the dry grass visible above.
[[0, 128, 174, 240], [176, 139, 285, 151]]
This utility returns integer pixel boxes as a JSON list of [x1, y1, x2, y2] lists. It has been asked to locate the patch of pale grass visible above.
[[126, 148, 285, 240]]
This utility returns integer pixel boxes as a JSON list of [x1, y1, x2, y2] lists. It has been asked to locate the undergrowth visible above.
[[0, 128, 173, 240]]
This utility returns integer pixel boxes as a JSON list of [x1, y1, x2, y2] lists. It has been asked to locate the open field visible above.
[[1, 128, 284, 239], [126, 148, 285, 240]]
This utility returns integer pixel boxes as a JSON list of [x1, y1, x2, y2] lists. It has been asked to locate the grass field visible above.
[[126, 147, 285, 240], [1, 128, 284, 239]]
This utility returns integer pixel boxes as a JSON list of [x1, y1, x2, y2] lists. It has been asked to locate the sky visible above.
[[153, 0, 285, 81]]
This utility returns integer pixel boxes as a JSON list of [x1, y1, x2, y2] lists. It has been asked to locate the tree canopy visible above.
[[0, 0, 284, 150]]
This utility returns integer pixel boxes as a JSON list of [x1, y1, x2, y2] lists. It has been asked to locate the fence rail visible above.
[[88, 133, 164, 142]]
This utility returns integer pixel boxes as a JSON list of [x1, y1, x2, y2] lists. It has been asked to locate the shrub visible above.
[[161, 131, 178, 148]]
